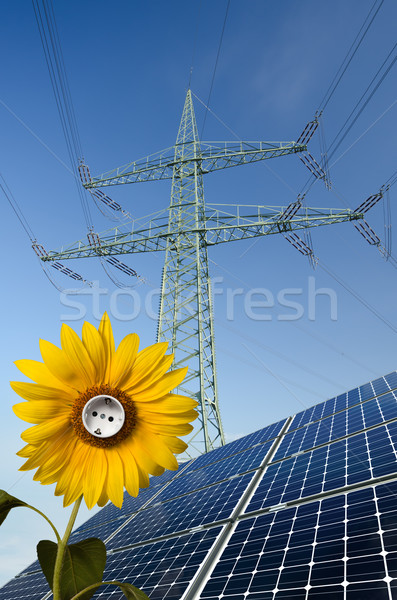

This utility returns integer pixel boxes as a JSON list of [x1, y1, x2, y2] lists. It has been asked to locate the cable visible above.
[[299, 40, 397, 197], [0, 173, 35, 241], [318, 260, 397, 334], [219, 321, 346, 390], [218, 344, 325, 399], [318, 0, 384, 112], [200, 0, 230, 137], [327, 42, 397, 161], [32, 0, 93, 229]]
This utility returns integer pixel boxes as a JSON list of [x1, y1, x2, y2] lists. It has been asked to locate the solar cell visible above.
[[181, 419, 287, 475], [273, 392, 397, 461], [92, 527, 222, 600], [246, 421, 397, 513], [108, 473, 253, 549], [289, 371, 397, 431], [69, 461, 194, 540], [0, 571, 49, 600], [155, 441, 274, 504], [199, 480, 397, 600]]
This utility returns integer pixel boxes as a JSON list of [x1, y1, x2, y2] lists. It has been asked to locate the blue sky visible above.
[[1, 0, 397, 587]]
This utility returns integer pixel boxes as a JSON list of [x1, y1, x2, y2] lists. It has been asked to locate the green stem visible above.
[[69, 581, 134, 600], [25, 504, 61, 543], [53, 496, 83, 600]]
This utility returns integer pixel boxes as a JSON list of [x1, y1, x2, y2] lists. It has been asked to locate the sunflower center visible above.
[[71, 384, 137, 448]]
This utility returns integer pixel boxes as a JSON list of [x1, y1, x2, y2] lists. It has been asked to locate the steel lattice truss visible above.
[[42, 91, 364, 457]]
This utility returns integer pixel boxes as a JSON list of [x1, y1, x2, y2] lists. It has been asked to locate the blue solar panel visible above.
[[2, 370, 397, 600], [155, 441, 274, 504], [92, 527, 222, 599], [181, 419, 287, 475], [108, 473, 253, 549], [0, 571, 49, 600], [246, 421, 397, 513], [69, 462, 194, 540], [199, 480, 397, 600], [289, 371, 397, 431], [273, 392, 397, 461]]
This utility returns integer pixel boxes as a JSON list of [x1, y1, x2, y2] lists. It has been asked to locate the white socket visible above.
[[82, 395, 125, 438]]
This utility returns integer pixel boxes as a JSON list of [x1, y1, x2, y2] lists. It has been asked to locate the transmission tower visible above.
[[43, 90, 363, 457]]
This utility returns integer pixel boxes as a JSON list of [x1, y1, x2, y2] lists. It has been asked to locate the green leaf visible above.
[[37, 537, 107, 600], [117, 583, 151, 600], [0, 490, 29, 525]]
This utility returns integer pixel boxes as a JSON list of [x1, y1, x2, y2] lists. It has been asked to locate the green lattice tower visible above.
[[157, 92, 221, 454], [43, 90, 363, 458]]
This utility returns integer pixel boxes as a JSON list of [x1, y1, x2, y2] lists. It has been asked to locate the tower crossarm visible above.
[[83, 141, 306, 188], [41, 218, 171, 261], [203, 204, 364, 246], [41, 205, 364, 262]]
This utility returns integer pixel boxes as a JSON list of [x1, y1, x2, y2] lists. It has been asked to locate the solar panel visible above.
[[96, 527, 222, 600], [289, 371, 397, 431], [199, 480, 397, 599], [0, 571, 49, 600], [2, 370, 397, 600], [107, 472, 254, 550], [273, 391, 397, 461]]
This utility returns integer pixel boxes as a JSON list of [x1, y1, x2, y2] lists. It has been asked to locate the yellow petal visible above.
[[55, 441, 87, 506], [13, 401, 70, 424], [83, 447, 107, 509], [98, 312, 115, 382], [143, 421, 194, 436], [142, 394, 198, 413], [14, 359, 72, 391], [10, 381, 73, 404], [97, 487, 109, 507], [123, 342, 168, 390], [17, 443, 38, 458], [139, 409, 198, 425], [128, 366, 188, 401], [40, 339, 83, 391], [119, 442, 150, 489], [160, 435, 188, 455], [127, 433, 165, 478], [126, 354, 175, 397], [135, 427, 178, 471], [116, 444, 139, 497], [105, 447, 124, 508], [21, 416, 70, 444], [19, 431, 75, 471], [110, 333, 139, 388], [61, 324, 96, 388], [33, 435, 77, 483], [82, 322, 106, 383]]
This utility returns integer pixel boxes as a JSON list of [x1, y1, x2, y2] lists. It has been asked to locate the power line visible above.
[[299, 0, 389, 197], [32, 0, 93, 230], [201, 0, 231, 137], [318, 0, 384, 112], [327, 42, 397, 161], [318, 260, 397, 334], [0, 173, 35, 242]]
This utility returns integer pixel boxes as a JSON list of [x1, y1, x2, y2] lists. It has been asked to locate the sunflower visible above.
[[11, 313, 197, 509]]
